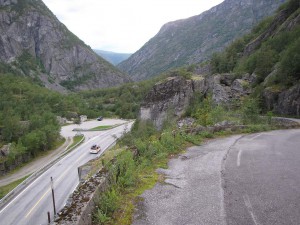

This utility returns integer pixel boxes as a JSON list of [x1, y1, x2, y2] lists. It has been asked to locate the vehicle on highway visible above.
[[97, 116, 103, 121], [90, 144, 101, 154]]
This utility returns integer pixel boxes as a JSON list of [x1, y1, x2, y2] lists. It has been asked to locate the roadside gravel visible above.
[[133, 135, 242, 225]]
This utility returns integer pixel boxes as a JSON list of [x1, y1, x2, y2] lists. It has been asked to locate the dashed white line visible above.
[[237, 149, 243, 167], [243, 194, 260, 225]]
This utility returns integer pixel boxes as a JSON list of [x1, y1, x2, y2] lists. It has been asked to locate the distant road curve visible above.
[[0, 120, 134, 225]]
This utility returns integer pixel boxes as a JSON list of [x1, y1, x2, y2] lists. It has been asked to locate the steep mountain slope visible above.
[[118, 0, 286, 81], [138, 0, 300, 129], [210, 0, 300, 115], [0, 0, 131, 91], [94, 49, 131, 65]]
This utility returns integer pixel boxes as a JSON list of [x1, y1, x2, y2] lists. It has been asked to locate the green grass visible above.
[[67, 135, 84, 150], [89, 125, 114, 131], [0, 175, 30, 199]]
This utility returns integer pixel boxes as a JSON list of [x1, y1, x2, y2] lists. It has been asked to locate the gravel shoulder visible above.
[[133, 135, 242, 225]]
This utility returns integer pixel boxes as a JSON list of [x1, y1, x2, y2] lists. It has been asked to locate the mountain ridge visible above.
[[118, 0, 286, 81], [94, 49, 131, 65], [0, 0, 131, 92]]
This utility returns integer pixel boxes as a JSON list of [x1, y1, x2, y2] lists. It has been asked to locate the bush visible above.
[[241, 98, 260, 124], [94, 188, 120, 224]]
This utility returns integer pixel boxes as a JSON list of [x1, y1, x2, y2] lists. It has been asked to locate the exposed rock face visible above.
[[0, 0, 17, 6], [276, 85, 300, 116], [118, 0, 286, 81], [0, 0, 130, 91], [140, 74, 255, 129], [208, 73, 256, 104], [140, 76, 206, 129]]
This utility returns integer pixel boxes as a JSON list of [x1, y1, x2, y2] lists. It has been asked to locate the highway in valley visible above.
[[0, 120, 134, 225]]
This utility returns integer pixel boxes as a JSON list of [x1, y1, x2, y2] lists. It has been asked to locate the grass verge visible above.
[[0, 175, 30, 199], [89, 125, 114, 131], [67, 135, 85, 150]]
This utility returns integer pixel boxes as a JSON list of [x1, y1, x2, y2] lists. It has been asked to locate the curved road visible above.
[[0, 121, 133, 225], [133, 128, 300, 225]]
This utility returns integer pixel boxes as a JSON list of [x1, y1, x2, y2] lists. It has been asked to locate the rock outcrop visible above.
[[264, 84, 300, 116], [140, 76, 206, 129], [140, 74, 256, 129], [0, 0, 130, 91], [118, 0, 286, 81], [141, 74, 299, 129]]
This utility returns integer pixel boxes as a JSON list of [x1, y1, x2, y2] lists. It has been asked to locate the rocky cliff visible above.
[[0, 0, 130, 92], [118, 0, 286, 81], [140, 0, 300, 129], [140, 74, 255, 129]]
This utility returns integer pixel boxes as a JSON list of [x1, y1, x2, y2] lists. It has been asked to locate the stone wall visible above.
[[54, 169, 112, 225]]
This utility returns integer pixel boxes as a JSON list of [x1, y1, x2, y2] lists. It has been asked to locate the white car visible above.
[[89, 144, 101, 154]]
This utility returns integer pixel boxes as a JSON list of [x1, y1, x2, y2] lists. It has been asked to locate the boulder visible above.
[[0, 144, 11, 157]]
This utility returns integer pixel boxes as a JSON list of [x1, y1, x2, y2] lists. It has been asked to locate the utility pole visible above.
[[47, 211, 51, 224], [51, 177, 57, 216]]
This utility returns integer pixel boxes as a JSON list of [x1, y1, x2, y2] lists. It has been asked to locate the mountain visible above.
[[0, 0, 131, 92], [118, 0, 286, 81], [139, 0, 300, 129], [210, 0, 300, 115], [93, 49, 131, 65]]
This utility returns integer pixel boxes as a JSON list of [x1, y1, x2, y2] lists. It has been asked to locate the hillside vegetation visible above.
[[118, 0, 286, 81], [210, 0, 299, 112], [0, 0, 129, 92]]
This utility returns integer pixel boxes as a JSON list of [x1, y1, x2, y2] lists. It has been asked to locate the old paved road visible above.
[[133, 128, 300, 225]]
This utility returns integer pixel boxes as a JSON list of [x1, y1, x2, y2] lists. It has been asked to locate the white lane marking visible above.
[[249, 134, 263, 140], [0, 122, 133, 215], [243, 194, 260, 225], [237, 149, 243, 167], [25, 153, 86, 218]]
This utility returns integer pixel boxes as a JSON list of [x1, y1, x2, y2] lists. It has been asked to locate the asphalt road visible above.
[[0, 121, 133, 225], [133, 129, 300, 225], [0, 118, 128, 186], [223, 129, 300, 225]]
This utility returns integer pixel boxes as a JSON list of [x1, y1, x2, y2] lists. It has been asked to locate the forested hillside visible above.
[[210, 0, 299, 114], [0, 71, 157, 171]]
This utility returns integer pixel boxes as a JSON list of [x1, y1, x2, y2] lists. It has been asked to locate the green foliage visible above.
[[94, 188, 120, 224], [191, 96, 227, 126], [192, 97, 213, 126], [0, 175, 29, 200], [210, 0, 300, 89], [80, 79, 157, 119], [113, 151, 138, 188], [241, 98, 261, 124], [169, 68, 193, 79], [279, 37, 300, 81], [238, 46, 278, 83], [0, 73, 86, 166]]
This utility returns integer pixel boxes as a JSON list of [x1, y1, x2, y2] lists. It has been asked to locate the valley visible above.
[[0, 0, 299, 224]]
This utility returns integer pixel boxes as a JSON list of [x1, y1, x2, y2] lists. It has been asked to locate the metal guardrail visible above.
[[0, 121, 133, 211], [0, 136, 85, 211]]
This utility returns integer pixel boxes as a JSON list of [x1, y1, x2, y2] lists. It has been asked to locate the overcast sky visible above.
[[43, 0, 224, 53]]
